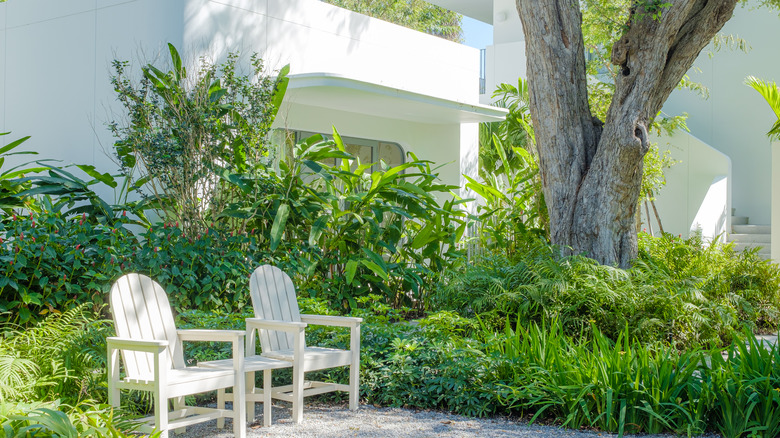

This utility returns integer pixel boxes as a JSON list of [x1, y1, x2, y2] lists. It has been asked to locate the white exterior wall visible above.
[[1, 0, 485, 202], [651, 131, 731, 242], [481, 0, 526, 103], [662, 4, 780, 225]]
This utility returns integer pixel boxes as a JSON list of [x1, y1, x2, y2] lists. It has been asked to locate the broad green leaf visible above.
[[269, 203, 290, 251], [270, 64, 290, 120], [361, 260, 388, 282], [412, 223, 434, 249], [308, 215, 329, 247], [75, 164, 118, 188], [345, 260, 358, 284], [168, 43, 185, 82], [0, 135, 32, 155]]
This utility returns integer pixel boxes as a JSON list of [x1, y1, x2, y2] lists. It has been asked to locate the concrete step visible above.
[[732, 216, 749, 225], [729, 233, 771, 243], [732, 224, 771, 234], [733, 242, 771, 253]]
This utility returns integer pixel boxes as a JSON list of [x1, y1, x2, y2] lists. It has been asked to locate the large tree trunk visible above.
[[516, 0, 737, 267]]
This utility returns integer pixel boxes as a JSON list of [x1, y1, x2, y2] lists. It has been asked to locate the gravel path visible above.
[[177, 403, 718, 438]]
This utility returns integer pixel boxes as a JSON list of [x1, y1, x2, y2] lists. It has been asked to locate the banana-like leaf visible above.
[[270, 64, 290, 120], [361, 260, 388, 282], [269, 203, 290, 251], [345, 260, 358, 284]]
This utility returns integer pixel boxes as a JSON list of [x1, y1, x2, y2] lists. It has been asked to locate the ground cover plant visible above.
[[435, 232, 780, 350]]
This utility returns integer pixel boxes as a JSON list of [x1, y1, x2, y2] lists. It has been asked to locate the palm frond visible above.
[[745, 75, 780, 140]]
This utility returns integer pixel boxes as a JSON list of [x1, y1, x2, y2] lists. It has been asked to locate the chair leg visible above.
[[217, 388, 226, 429], [246, 370, 256, 424], [154, 386, 169, 438], [234, 366, 247, 438], [291, 367, 304, 424], [349, 362, 359, 411], [173, 397, 185, 435], [263, 369, 272, 427]]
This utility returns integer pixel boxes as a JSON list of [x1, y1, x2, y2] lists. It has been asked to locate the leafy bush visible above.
[[494, 321, 707, 435], [0, 211, 135, 324], [219, 132, 469, 311], [434, 232, 780, 349], [133, 224, 263, 313], [110, 44, 288, 235], [703, 333, 780, 438], [0, 305, 111, 405], [0, 401, 136, 438]]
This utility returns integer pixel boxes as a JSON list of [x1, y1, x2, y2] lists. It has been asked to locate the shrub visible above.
[[219, 132, 469, 311], [132, 223, 263, 313], [110, 44, 288, 235], [0, 305, 111, 405], [0, 211, 135, 324], [434, 232, 780, 349], [0, 401, 137, 438]]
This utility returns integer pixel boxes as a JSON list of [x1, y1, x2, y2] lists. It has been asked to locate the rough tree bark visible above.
[[515, 0, 737, 267]]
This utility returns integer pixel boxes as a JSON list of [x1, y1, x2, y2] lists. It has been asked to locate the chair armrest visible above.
[[246, 318, 307, 333], [300, 314, 362, 327], [177, 329, 245, 343], [107, 337, 168, 354]]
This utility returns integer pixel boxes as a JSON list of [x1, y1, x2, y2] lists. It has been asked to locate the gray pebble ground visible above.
[[178, 403, 719, 438]]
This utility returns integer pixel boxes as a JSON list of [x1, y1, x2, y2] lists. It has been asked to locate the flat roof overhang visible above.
[[425, 0, 493, 24], [284, 73, 507, 124]]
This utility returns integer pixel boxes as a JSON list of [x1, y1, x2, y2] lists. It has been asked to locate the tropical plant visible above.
[[219, 130, 469, 311], [467, 134, 547, 256], [0, 210, 136, 324], [109, 43, 289, 235], [745, 75, 780, 141], [0, 133, 46, 215], [0, 402, 137, 438], [434, 231, 780, 349], [494, 321, 708, 436], [704, 331, 780, 438], [0, 305, 111, 404]]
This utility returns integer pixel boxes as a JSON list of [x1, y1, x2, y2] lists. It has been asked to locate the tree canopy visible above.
[[323, 0, 462, 42]]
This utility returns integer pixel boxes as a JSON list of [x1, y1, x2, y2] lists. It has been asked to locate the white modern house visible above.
[[431, 0, 779, 259], [3, 0, 778, 258], [0, 0, 506, 209]]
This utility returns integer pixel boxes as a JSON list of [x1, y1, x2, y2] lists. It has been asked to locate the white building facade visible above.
[[0, 0, 505, 207]]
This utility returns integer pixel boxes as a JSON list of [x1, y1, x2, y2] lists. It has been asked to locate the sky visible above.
[[462, 16, 493, 49]]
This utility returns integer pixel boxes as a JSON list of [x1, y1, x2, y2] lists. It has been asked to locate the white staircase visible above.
[[729, 214, 771, 260]]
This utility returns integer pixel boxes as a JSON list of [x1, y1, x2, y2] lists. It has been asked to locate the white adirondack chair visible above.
[[243, 265, 362, 423], [107, 273, 247, 438]]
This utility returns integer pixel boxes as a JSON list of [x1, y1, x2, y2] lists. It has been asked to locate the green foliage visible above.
[[473, 78, 548, 254], [0, 402, 136, 438], [495, 322, 706, 435], [323, 0, 462, 42], [0, 210, 135, 324], [0, 305, 111, 405], [640, 142, 677, 201], [745, 75, 780, 141], [109, 44, 287, 235], [0, 133, 46, 215], [219, 131, 468, 311], [704, 333, 780, 438], [132, 223, 262, 313], [435, 232, 780, 349]]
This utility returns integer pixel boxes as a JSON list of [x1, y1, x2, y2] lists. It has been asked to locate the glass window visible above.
[[291, 130, 405, 172]]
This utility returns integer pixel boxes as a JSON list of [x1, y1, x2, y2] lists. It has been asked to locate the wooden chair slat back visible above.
[[249, 265, 303, 352], [109, 274, 185, 379]]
